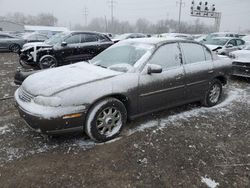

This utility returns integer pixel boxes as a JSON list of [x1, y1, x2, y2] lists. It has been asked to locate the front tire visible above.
[[39, 55, 58, 69], [85, 98, 127, 142], [203, 79, 222, 107], [10, 44, 21, 53]]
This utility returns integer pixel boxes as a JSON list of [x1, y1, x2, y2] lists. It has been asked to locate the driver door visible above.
[[138, 42, 186, 114], [59, 34, 81, 64]]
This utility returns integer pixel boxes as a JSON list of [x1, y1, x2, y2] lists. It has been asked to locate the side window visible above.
[[97, 34, 110, 42], [203, 47, 212, 61], [65, 34, 81, 44], [236, 39, 245, 46], [82, 34, 98, 43], [180, 43, 206, 64], [228, 39, 237, 46], [149, 43, 181, 70]]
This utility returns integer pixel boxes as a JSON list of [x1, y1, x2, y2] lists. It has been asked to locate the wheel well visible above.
[[215, 76, 227, 85], [89, 94, 129, 115]]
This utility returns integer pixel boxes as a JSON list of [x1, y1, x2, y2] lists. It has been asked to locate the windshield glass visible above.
[[90, 43, 154, 72], [45, 32, 68, 45], [204, 38, 228, 46]]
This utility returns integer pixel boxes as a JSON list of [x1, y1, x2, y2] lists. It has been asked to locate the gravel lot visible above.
[[0, 53, 249, 188]]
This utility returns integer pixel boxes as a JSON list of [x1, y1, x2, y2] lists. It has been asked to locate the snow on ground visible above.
[[0, 82, 249, 165], [201, 176, 219, 188]]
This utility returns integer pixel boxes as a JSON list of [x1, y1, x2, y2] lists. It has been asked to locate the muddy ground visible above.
[[0, 53, 249, 188]]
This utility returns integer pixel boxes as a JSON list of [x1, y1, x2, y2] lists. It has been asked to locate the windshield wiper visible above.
[[96, 64, 107, 69]]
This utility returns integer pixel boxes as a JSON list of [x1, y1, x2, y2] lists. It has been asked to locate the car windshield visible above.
[[204, 38, 228, 46], [90, 43, 153, 72], [45, 32, 68, 45]]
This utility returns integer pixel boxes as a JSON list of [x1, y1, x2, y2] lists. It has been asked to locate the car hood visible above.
[[22, 62, 121, 97], [206, 45, 223, 51], [22, 42, 52, 51]]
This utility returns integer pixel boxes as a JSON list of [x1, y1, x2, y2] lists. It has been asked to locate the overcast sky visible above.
[[0, 0, 249, 32]]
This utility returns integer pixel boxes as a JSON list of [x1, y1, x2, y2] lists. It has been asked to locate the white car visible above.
[[230, 46, 250, 78], [204, 37, 245, 56]]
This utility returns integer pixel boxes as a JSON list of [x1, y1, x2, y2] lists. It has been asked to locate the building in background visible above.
[[24, 25, 69, 37], [0, 20, 25, 32]]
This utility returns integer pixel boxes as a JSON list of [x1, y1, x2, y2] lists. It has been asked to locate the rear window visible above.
[[180, 43, 206, 64]]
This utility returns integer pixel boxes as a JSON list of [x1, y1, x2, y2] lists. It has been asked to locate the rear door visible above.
[[95, 34, 113, 54], [180, 42, 214, 101], [79, 33, 100, 61], [138, 42, 186, 114], [236, 39, 245, 50]]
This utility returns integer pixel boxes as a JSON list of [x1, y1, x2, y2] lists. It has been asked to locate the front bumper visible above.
[[15, 90, 87, 135], [232, 62, 250, 78]]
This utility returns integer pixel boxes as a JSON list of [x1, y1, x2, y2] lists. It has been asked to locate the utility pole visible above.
[[108, 0, 116, 27], [83, 6, 88, 27], [177, 0, 185, 33]]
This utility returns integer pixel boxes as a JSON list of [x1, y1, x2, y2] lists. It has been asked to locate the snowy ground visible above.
[[0, 53, 249, 187]]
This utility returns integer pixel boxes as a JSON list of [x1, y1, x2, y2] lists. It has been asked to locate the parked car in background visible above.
[[158, 33, 194, 40], [202, 32, 240, 43], [18, 31, 114, 69], [204, 37, 245, 56], [230, 45, 250, 78], [0, 33, 26, 52], [242, 35, 250, 44], [112, 33, 147, 43], [15, 38, 231, 142]]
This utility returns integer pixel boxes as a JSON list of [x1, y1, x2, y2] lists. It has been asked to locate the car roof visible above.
[[68, 31, 105, 35], [213, 37, 237, 40], [118, 37, 193, 46]]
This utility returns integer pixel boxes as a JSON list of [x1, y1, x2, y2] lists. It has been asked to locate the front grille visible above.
[[232, 61, 250, 68], [18, 87, 34, 102]]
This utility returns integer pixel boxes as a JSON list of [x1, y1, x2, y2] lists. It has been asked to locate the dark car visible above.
[[19, 31, 114, 69], [15, 38, 231, 142], [0, 33, 26, 52]]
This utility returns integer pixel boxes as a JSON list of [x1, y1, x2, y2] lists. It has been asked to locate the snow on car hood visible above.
[[206, 45, 222, 51], [22, 42, 52, 51], [22, 62, 121, 97]]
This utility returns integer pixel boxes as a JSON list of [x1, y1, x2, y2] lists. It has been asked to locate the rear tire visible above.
[[10, 44, 21, 53], [85, 98, 127, 142], [202, 79, 222, 107]]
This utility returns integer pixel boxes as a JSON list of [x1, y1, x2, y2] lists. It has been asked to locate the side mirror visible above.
[[147, 64, 162, 74], [61, 41, 67, 46], [226, 44, 233, 48]]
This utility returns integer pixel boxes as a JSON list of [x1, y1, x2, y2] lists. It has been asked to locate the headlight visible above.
[[34, 96, 62, 107]]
